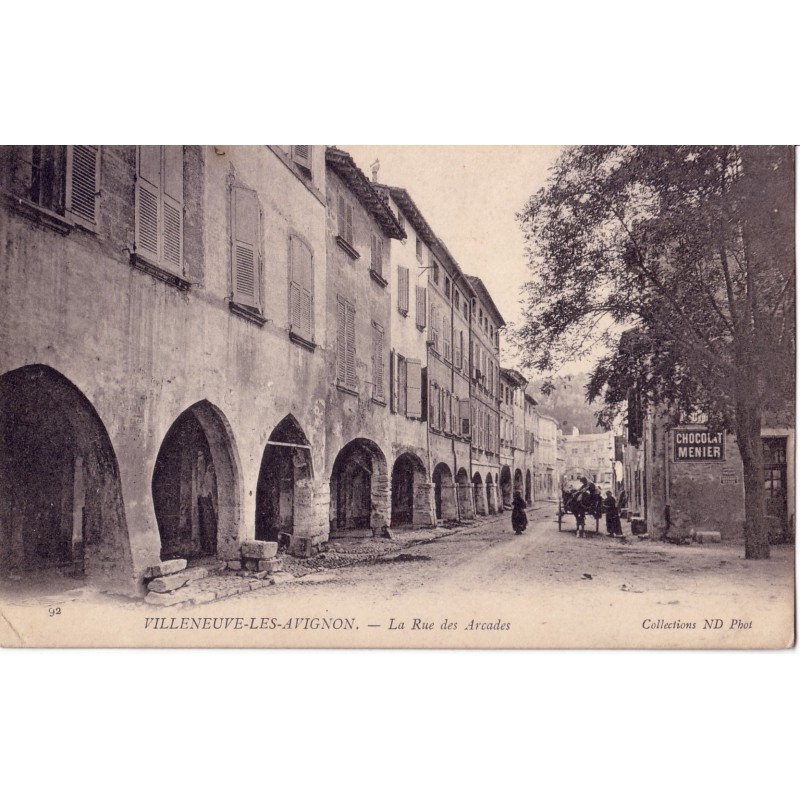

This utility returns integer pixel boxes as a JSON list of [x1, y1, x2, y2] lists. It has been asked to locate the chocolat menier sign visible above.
[[673, 429, 725, 461]]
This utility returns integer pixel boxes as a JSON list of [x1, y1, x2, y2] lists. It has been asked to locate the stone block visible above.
[[257, 558, 282, 573], [227, 560, 242, 571], [243, 558, 259, 572], [144, 589, 189, 606], [181, 566, 210, 583], [241, 541, 278, 560], [143, 559, 187, 579], [189, 591, 217, 605], [271, 572, 295, 585], [696, 530, 722, 544], [147, 573, 190, 593]]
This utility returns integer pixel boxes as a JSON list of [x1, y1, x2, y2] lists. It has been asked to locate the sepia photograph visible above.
[[0, 144, 794, 649]]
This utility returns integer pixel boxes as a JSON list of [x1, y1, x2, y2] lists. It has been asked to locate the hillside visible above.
[[528, 373, 606, 435]]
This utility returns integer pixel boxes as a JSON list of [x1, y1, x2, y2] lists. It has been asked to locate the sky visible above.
[[342, 146, 563, 363]]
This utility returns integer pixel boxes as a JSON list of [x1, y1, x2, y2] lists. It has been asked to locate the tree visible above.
[[512, 146, 794, 559]]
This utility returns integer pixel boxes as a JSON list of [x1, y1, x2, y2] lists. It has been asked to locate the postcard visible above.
[[0, 145, 794, 648]]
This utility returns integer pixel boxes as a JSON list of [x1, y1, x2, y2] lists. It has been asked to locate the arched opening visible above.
[[472, 473, 486, 515], [486, 472, 497, 514], [455, 467, 473, 520], [500, 466, 513, 508], [432, 462, 457, 522], [514, 469, 524, 498], [256, 415, 313, 549], [525, 469, 532, 504], [152, 401, 240, 562], [0, 365, 131, 589], [330, 438, 388, 536], [391, 452, 427, 527]]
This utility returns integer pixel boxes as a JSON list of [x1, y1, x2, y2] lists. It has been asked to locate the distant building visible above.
[[563, 428, 616, 490]]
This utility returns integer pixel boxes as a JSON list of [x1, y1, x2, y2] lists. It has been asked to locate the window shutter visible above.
[[290, 236, 314, 341], [345, 303, 356, 388], [232, 186, 259, 308], [162, 146, 184, 271], [416, 285, 427, 328], [376, 238, 383, 276], [460, 399, 471, 435], [338, 195, 346, 239], [292, 146, 312, 171], [66, 145, 99, 224], [337, 298, 347, 384], [135, 146, 161, 264], [406, 359, 422, 418], [390, 350, 397, 413], [346, 202, 354, 245], [398, 266, 409, 314], [372, 323, 384, 400], [398, 356, 408, 417]]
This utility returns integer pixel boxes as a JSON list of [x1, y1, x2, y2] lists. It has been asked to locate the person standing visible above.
[[512, 491, 528, 535], [603, 490, 622, 537]]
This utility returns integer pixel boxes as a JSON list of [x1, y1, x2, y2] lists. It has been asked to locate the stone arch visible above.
[[432, 462, 458, 522], [486, 472, 497, 514], [330, 438, 389, 535], [0, 364, 132, 589], [455, 467, 474, 520], [500, 465, 513, 508], [472, 473, 487, 515], [391, 452, 430, 527], [525, 469, 532, 504], [514, 468, 524, 498], [256, 414, 313, 550], [152, 400, 241, 562]]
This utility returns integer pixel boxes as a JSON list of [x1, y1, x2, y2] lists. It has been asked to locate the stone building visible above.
[[499, 368, 529, 509], [0, 145, 333, 591], [537, 414, 560, 500], [323, 149, 406, 540], [372, 183, 436, 528], [467, 276, 504, 515], [523, 390, 539, 503], [563, 428, 615, 489]]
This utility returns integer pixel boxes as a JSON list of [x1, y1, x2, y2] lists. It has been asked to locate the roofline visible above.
[[465, 275, 506, 327], [500, 367, 529, 388], [326, 150, 406, 240]]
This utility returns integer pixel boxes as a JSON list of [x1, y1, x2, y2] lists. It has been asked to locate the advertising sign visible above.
[[673, 429, 725, 461]]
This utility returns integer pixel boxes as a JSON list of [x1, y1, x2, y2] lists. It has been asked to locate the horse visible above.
[[562, 488, 604, 538]]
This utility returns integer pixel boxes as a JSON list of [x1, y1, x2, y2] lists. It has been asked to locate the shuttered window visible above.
[[136, 146, 184, 273], [397, 354, 407, 416], [289, 235, 314, 342], [406, 359, 422, 419], [338, 195, 354, 245], [65, 146, 100, 226], [292, 146, 312, 172], [337, 297, 357, 390], [231, 186, 261, 309], [460, 399, 471, 436], [372, 322, 385, 401], [430, 303, 439, 352], [398, 266, 410, 315], [443, 317, 451, 362], [415, 236, 422, 262], [415, 286, 427, 329], [370, 233, 384, 277]]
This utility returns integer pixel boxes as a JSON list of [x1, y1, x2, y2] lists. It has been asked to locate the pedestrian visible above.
[[618, 485, 628, 514], [603, 490, 623, 537], [512, 491, 528, 535]]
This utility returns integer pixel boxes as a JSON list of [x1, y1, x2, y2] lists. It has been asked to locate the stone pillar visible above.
[[291, 478, 330, 557], [413, 482, 436, 527], [474, 485, 487, 515], [370, 469, 391, 532], [457, 483, 475, 520], [439, 481, 458, 521]]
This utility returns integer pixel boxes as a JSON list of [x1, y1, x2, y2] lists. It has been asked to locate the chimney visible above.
[[370, 159, 380, 182]]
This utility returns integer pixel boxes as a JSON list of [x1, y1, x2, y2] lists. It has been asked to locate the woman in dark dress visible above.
[[512, 491, 528, 535], [603, 490, 622, 536]]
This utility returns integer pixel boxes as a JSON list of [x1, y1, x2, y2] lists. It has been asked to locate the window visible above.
[[396, 354, 407, 416], [445, 276, 451, 299], [443, 317, 451, 362], [289, 235, 314, 344], [454, 289, 460, 312], [430, 380, 440, 428], [432, 259, 440, 284], [370, 232, 384, 277], [337, 297, 356, 391], [372, 322, 385, 402], [291, 146, 312, 173], [2, 146, 100, 228], [415, 285, 427, 329], [136, 146, 184, 274], [398, 266, 410, 315], [406, 359, 422, 419], [454, 329, 463, 370], [460, 399, 470, 436], [337, 194, 354, 245], [430, 303, 440, 352], [416, 236, 422, 262], [230, 186, 262, 310]]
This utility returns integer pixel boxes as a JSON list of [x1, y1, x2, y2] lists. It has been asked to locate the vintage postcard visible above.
[[0, 145, 794, 649]]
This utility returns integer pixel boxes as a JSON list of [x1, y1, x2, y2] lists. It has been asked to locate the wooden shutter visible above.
[[372, 323, 384, 400], [135, 145, 161, 264], [162, 146, 184, 271], [398, 356, 408, 417], [460, 399, 471, 435], [66, 145, 99, 224], [416, 285, 427, 328], [290, 236, 313, 340], [398, 266, 409, 314], [390, 350, 397, 413], [232, 186, 259, 308], [292, 146, 312, 171], [376, 238, 383, 276], [406, 359, 422, 418], [337, 297, 347, 385], [345, 303, 356, 388]]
